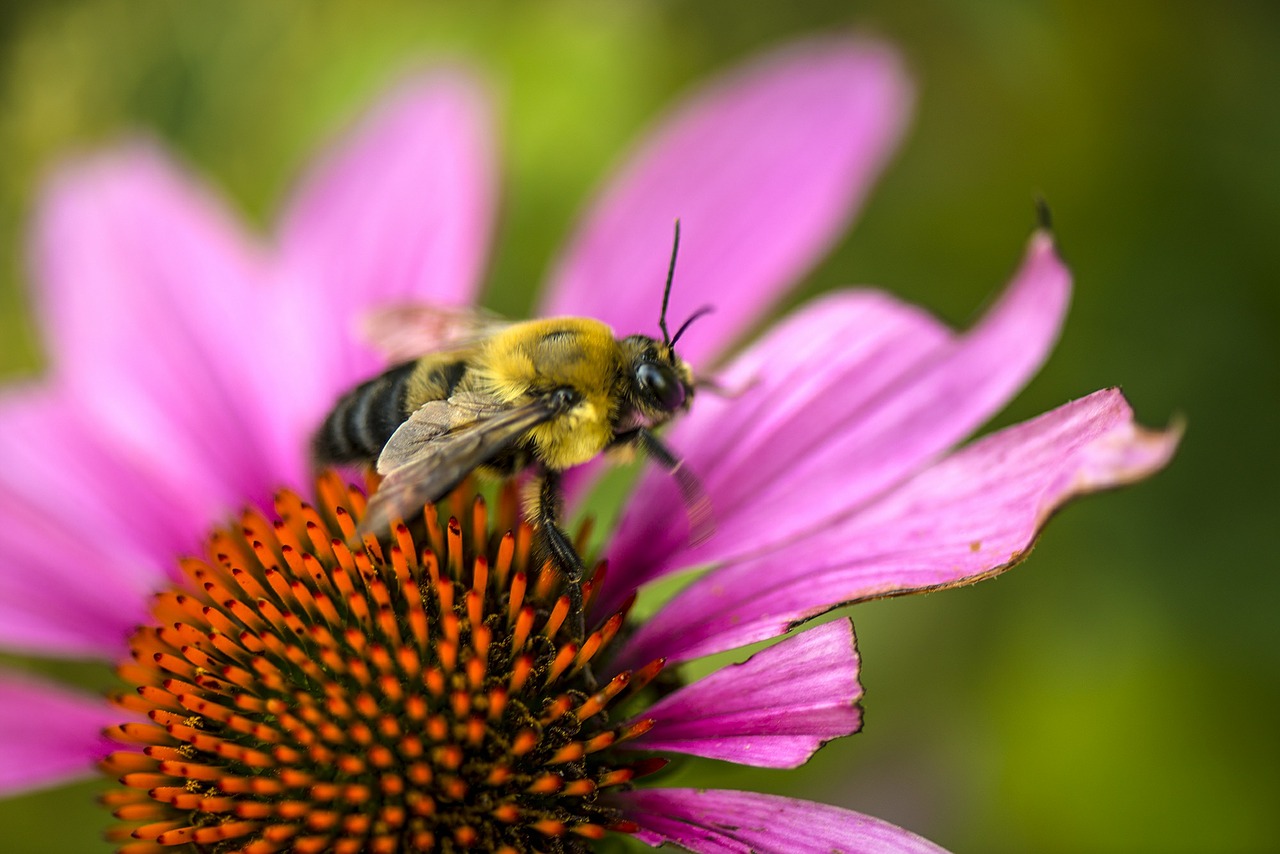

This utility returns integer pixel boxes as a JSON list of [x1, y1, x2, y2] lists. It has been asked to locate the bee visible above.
[[312, 223, 711, 633]]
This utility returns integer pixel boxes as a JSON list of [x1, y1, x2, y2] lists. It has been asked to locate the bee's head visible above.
[[625, 338, 696, 417]]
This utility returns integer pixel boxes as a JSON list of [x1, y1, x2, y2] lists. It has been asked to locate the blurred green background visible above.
[[0, 1, 1275, 852]]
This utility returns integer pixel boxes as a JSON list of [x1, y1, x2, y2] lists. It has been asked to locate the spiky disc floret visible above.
[[101, 474, 663, 853]]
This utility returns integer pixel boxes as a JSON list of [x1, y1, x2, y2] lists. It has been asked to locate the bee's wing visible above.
[[373, 400, 462, 474], [359, 390, 577, 536], [359, 303, 511, 363]]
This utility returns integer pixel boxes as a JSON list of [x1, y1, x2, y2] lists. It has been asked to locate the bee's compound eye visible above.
[[636, 361, 686, 411]]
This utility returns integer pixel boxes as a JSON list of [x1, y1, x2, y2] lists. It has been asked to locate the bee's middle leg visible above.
[[531, 470, 589, 645]]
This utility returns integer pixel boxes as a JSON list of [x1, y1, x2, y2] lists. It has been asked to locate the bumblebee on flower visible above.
[[312, 224, 712, 646]]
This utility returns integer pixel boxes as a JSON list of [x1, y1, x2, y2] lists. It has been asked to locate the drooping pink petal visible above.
[[30, 142, 296, 506], [542, 37, 912, 367], [0, 672, 117, 796], [614, 788, 950, 854], [616, 388, 1179, 668], [623, 619, 861, 768], [600, 231, 1070, 614], [0, 387, 182, 657], [276, 69, 496, 405]]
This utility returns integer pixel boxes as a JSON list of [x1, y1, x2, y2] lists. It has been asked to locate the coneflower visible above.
[[97, 476, 932, 852], [0, 35, 1176, 853]]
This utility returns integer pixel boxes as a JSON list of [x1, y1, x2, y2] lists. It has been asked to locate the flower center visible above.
[[100, 473, 663, 853]]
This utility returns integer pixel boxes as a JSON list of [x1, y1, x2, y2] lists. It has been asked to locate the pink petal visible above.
[[616, 388, 1179, 667], [542, 37, 912, 367], [624, 619, 861, 768], [30, 142, 296, 507], [0, 387, 181, 657], [276, 69, 496, 395], [615, 788, 950, 854], [601, 231, 1069, 614], [0, 672, 116, 796]]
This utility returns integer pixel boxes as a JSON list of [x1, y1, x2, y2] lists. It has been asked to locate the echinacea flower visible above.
[[94, 475, 945, 853], [0, 36, 1177, 853]]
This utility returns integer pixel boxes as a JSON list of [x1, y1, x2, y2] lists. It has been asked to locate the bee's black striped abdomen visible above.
[[312, 360, 418, 465]]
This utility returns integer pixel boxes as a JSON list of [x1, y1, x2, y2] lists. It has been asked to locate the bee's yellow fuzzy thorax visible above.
[[478, 318, 621, 469]]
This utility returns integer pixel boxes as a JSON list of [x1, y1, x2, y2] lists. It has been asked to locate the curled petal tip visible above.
[[1034, 195, 1054, 232], [1059, 392, 1182, 500]]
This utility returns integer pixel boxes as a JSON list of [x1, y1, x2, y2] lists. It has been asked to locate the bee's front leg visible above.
[[615, 427, 714, 545]]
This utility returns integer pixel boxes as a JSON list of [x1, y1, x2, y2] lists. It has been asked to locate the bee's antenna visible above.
[[659, 219, 681, 345], [671, 304, 715, 347]]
